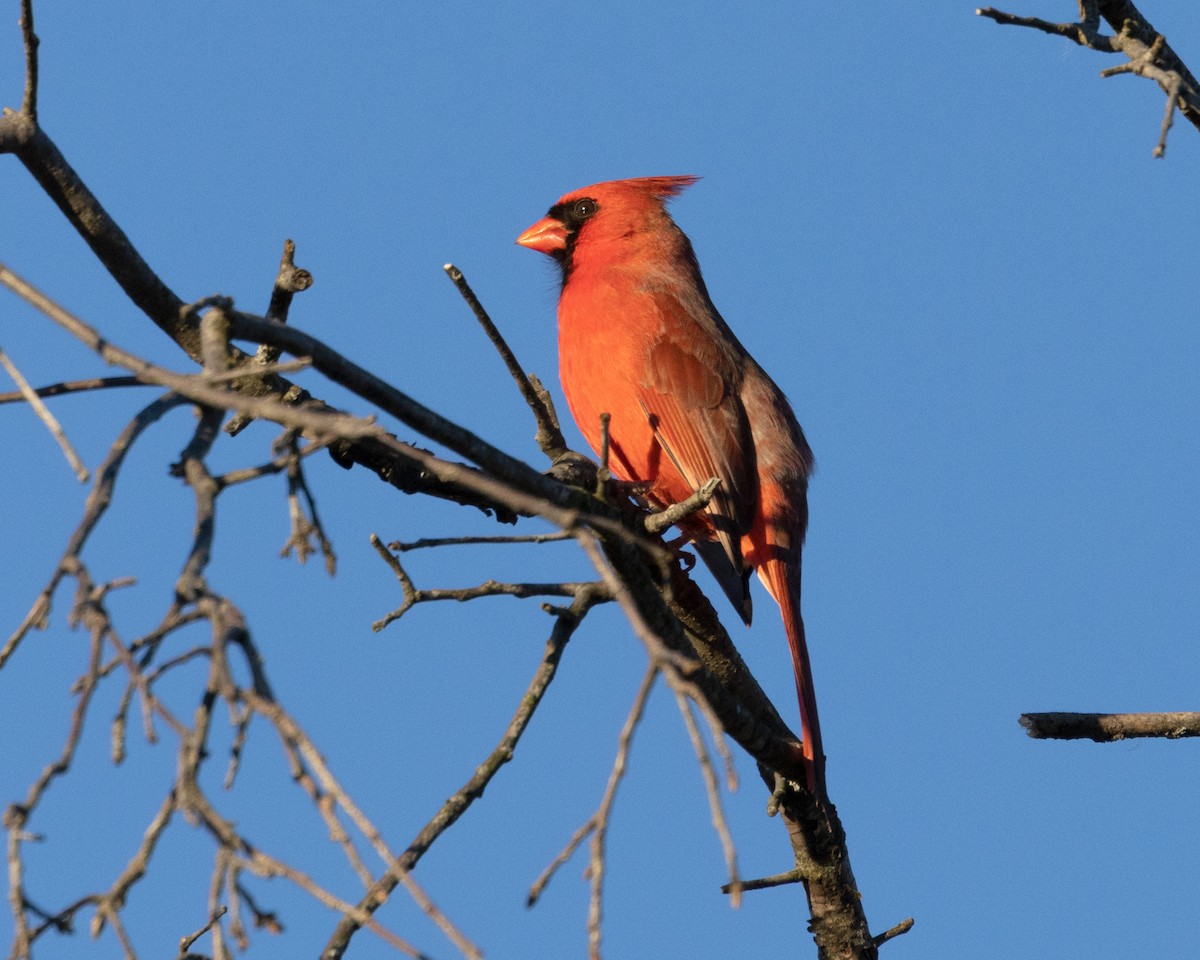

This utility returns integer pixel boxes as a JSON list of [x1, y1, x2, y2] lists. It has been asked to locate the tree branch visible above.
[[977, 0, 1200, 155], [1020, 711, 1200, 741]]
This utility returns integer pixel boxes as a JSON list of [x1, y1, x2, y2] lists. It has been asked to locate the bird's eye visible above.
[[571, 198, 597, 221]]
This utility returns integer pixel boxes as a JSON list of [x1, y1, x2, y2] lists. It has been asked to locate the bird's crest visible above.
[[612, 175, 700, 201]]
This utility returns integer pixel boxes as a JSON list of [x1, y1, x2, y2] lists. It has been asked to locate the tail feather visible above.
[[759, 558, 825, 800]]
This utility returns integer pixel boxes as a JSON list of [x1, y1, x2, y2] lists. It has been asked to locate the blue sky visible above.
[[3, 2, 1199, 958]]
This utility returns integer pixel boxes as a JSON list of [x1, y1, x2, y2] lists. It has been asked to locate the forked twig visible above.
[[369, 534, 603, 630], [277, 432, 336, 573]]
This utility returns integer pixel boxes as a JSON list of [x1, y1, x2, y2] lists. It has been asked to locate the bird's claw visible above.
[[663, 535, 698, 570]]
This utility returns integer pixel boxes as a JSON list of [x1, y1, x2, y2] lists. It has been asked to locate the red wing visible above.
[[636, 293, 757, 615]]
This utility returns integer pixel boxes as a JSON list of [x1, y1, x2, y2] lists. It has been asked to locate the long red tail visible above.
[[760, 558, 825, 801]]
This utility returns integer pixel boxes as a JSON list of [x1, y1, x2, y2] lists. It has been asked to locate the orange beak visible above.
[[516, 216, 567, 255]]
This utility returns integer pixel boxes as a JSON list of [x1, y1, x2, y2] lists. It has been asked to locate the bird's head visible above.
[[516, 176, 699, 279]]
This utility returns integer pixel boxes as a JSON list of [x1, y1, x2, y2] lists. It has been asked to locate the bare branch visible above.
[[176, 903, 226, 958], [977, 0, 1200, 155], [574, 535, 698, 679], [226, 240, 314, 434], [266, 240, 313, 328], [7, 580, 106, 957], [18, 0, 38, 120], [390, 531, 573, 551], [671, 689, 741, 907], [976, 6, 1112, 46], [370, 534, 602, 630], [206, 357, 312, 384], [444, 263, 567, 458], [0, 347, 89, 481], [644, 477, 721, 535], [585, 666, 657, 960], [0, 263, 605, 537], [0, 375, 144, 404], [233, 880, 283, 942], [1020, 710, 1200, 741], [723, 868, 804, 894], [215, 431, 336, 488], [278, 433, 336, 573], [873, 917, 916, 948]]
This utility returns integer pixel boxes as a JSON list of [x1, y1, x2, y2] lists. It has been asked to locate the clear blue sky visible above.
[[3, 2, 1199, 958]]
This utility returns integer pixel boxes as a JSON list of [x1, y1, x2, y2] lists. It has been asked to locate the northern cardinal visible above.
[[517, 176, 824, 798]]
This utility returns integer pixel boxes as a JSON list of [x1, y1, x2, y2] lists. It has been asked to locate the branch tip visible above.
[[872, 916, 915, 947]]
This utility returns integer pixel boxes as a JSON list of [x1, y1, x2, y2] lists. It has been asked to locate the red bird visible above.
[[517, 176, 825, 798]]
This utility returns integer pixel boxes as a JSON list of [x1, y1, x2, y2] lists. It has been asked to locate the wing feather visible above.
[[636, 291, 757, 621]]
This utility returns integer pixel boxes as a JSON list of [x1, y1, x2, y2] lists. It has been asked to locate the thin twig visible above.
[[8, 590, 106, 956], [207, 356, 312, 384], [389, 531, 573, 551], [215, 432, 337, 488], [587, 668, 658, 960], [369, 534, 604, 630], [206, 854, 231, 960], [235, 880, 283, 938], [0, 374, 144, 404], [672, 689, 742, 907], [444, 263, 566, 458], [976, 6, 1106, 45], [574, 535, 697, 677], [0, 347, 89, 481], [279, 433, 336, 573], [177, 905, 228, 958], [230, 851, 428, 959], [595, 413, 612, 498], [644, 477, 721, 535]]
